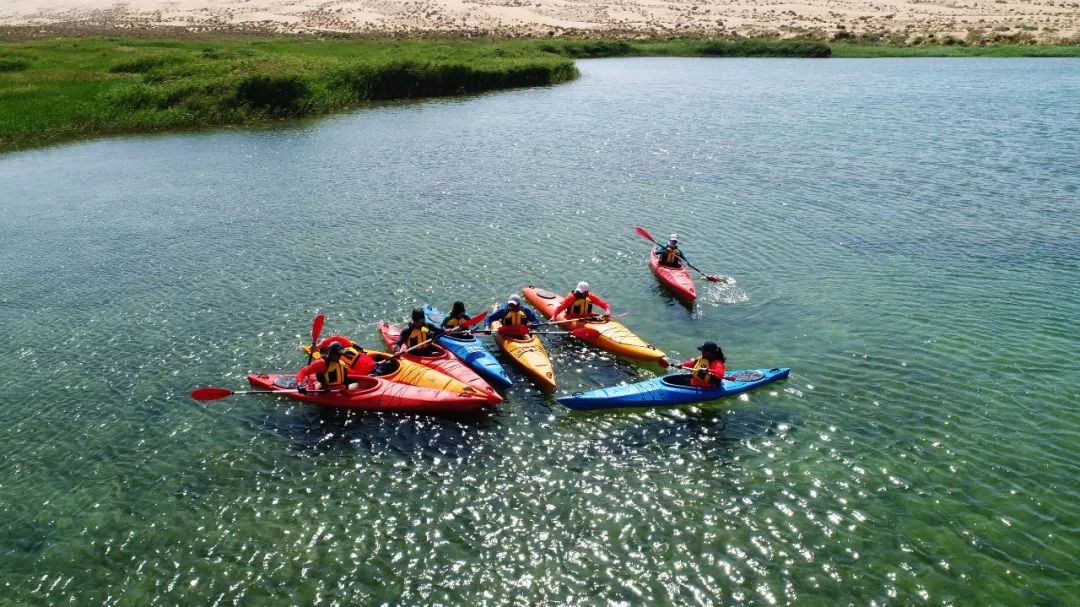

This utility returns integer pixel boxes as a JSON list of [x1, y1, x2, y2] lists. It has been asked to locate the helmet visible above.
[[574, 281, 590, 293], [327, 342, 346, 357], [507, 294, 522, 306], [411, 308, 425, 322], [669, 233, 678, 243]]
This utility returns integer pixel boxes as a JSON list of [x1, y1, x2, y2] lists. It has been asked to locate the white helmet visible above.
[[574, 281, 590, 293], [669, 233, 678, 243], [507, 294, 522, 306]]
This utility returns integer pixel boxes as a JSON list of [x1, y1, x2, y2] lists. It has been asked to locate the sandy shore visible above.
[[1, 0, 1077, 43]]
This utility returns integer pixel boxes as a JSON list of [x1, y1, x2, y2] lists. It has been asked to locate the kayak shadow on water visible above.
[[248, 405, 503, 462]]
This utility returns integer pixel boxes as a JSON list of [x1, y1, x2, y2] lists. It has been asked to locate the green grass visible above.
[[0, 38, 580, 152], [830, 43, 1080, 58], [1, 35, 1076, 152]]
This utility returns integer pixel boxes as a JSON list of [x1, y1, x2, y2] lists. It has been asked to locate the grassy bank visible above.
[[0, 36, 1076, 152], [830, 42, 1080, 58], [0, 37, 839, 152], [0, 38, 585, 152]]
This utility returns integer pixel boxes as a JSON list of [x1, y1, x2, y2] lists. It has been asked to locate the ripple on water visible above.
[[1, 57, 1079, 605]]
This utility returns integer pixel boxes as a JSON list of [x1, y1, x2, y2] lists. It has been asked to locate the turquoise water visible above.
[[1, 57, 1078, 605]]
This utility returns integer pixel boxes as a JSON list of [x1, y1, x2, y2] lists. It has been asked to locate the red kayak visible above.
[[246, 373, 492, 413], [649, 253, 696, 303], [378, 322, 501, 404]]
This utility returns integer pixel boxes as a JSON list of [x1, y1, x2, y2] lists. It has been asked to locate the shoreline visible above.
[[1, 34, 1078, 154]]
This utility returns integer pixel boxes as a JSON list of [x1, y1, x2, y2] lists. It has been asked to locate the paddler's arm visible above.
[[295, 359, 328, 391], [589, 293, 612, 314], [549, 294, 575, 318], [394, 330, 411, 352], [523, 307, 540, 325], [485, 306, 507, 327]]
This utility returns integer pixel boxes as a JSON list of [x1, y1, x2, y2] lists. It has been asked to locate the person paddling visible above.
[[296, 342, 351, 393], [486, 294, 539, 338], [396, 308, 444, 354], [550, 281, 611, 321], [314, 336, 378, 376], [678, 341, 728, 388], [440, 301, 473, 332], [654, 234, 686, 269]]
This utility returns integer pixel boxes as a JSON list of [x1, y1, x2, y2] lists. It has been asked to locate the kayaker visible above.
[[440, 301, 472, 331], [396, 308, 444, 354], [678, 341, 728, 388], [550, 281, 611, 321], [317, 336, 378, 376], [654, 234, 685, 269], [486, 294, 539, 338], [296, 342, 351, 392]]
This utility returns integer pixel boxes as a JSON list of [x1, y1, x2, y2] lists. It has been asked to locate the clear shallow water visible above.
[[1, 57, 1078, 605]]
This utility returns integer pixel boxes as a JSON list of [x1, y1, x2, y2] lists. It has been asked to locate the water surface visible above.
[[1, 57, 1078, 605]]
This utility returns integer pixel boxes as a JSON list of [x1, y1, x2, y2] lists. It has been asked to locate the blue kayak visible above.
[[557, 368, 790, 411], [423, 305, 513, 389]]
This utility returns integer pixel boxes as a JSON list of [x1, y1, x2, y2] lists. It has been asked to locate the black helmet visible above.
[[411, 308, 425, 322], [327, 342, 346, 357], [451, 301, 466, 315]]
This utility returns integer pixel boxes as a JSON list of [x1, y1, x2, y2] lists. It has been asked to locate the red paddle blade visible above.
[[311, 314, 326, 343], [462, 310, 488, 329], [570, 327, 601, 340], [633, 226, 656, 243], [658, 358, 671, 369], [191, 387, 233, 401]]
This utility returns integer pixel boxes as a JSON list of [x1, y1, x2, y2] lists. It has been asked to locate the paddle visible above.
[[633, 226, 727, 283], [392, 311, 487, 357], [307, 314, 326, 364], [473, 327, 600, 339], [535, 313, 625, 327], [191, 386, 331, 401]]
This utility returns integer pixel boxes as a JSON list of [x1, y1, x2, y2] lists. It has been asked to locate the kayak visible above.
[[522, 286, 668, 365], [649, 253, 696, 303], [557, 368, 790, 411], [303, 343, 483, 397], [491, 319, 556, 391], [422, 305, 513, 389], [247, 373, 492, 413], [378, 322, 501, 404]]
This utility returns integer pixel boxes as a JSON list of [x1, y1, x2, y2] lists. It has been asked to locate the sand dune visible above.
[[1, 0, 1076, 42]]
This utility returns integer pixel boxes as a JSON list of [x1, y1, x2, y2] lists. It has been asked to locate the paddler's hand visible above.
[[296, 385, 307, 394]]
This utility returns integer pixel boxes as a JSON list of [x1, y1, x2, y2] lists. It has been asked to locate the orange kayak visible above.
[[523, 286, 668, 365], [303, 344, 481, 397], [379, 322, 502, 404]]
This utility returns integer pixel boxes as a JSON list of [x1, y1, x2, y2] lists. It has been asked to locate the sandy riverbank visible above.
[[1, 0, 1077, 43]]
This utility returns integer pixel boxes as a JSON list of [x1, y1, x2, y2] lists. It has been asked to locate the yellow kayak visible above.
[[302, 344, 484, 398], [522, 286, 668, 365], [491, 320, 556, 392]]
